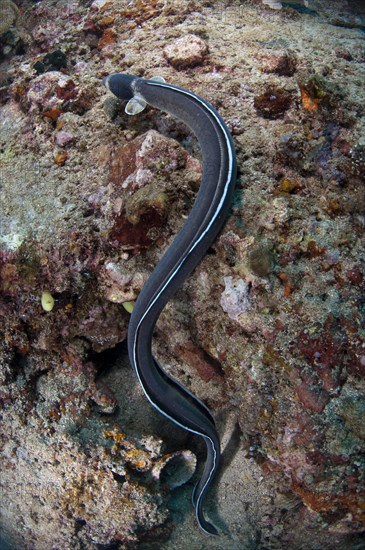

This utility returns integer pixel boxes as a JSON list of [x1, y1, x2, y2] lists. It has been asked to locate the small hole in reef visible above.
[[112, 472, 126, 484], [90, 340, 128, 377]]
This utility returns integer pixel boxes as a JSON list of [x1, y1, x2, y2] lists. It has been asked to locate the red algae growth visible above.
[[0, 0, 364, 549]]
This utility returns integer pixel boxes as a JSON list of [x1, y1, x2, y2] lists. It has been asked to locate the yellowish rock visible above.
[[41, 291, 55, 312]]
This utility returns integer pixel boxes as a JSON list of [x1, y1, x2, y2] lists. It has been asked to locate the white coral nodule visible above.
[[220, 277, 251, 321], [262, 0, 309, 9], [262, 0, 282, 8]]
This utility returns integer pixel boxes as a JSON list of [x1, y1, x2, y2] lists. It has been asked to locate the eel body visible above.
[[103, 73, 237, 535]]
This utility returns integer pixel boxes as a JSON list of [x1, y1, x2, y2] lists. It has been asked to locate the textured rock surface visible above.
[[0, 0, 364, 549], [163, 34, 209, 68]]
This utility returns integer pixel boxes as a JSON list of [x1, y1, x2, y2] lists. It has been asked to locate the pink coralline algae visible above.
[[56, 131, 75, 147], [106, 130, 196, 253], [25, 73, 93, 115], [294, 317, 348, 394], [55, 130, 75, 147], [220, 276, 251, 321], [26, 72, 65, 112]]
